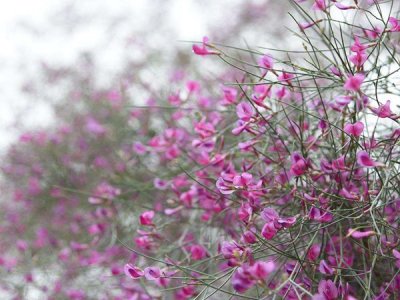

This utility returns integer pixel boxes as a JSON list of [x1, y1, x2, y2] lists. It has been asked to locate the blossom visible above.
[[258, 54, 274, 69], [344, 73, 365, 91], [144, 266, 161, 280], [139, 210, 155, 226], [189, 244, 208, 260], [192, 36, 220, 56], [319, 259, 334, 275], [124, 264, 144, 279], [290, 152, 308, 176], [250, 261, 275, 280], [349, 51, 367, 67], [344, 121, 364, 137], [313, 280, 338, 300], [370, 100, 397, 119], [312, 0, 327, 11], [388, 17, 400, 32], [236, 101, 255, 121], [346, 229, 376, 239], [356, 151, 384, 168]]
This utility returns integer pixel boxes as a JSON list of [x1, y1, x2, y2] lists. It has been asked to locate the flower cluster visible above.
[[0, 0, 400, 299]]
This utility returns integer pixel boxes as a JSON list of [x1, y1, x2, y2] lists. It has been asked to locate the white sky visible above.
[[0, 0, 211, 151]]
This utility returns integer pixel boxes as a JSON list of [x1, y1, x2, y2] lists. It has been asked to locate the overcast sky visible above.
[[0, 0, 213, 150]]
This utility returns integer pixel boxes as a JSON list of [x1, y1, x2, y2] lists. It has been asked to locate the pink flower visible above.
[[393, 249, 400, 268], [192, 36, 220, 56], [307, 244, 321, 261], [186, 80, 200, 93], [250, 261, 275, 280], [233, 172, 253, 189], [133, 141, 147, 155], [319, 259, 334, 275], [139, 210, 155, 226], [153, 178, 169, 190], [261, 221, 278, 240], [335, 95, 352, 106], [85, 117, 106, 135], [258, 54, 274, 69], [278, 71, 295, 83], [344, 73, 365, 91], [236, 101, 255, 121], [190, 244, 208, 260], [299, 20, 322, 30], [344, 121, 364, 137], [351, 36, 368, 53], [370, 100, 397, 119], [312, 0, 327, 11], [330, 66, 342, 77], [144, 266, 161, 280], [290, 152, 308, 176], [232, 266, 254, 293], [124, 264, 144, 279], [356, 151, 384, 168], [346, 228, 376, 239], [349, 51, 367, 67], [221, 86, 238, 105], [216, 173, 236, 194], [309, 207, 333, 223], [314, 280, 338, 300], [334, 2, 355, 10], [261, 207, 279, 222], [242, 230, 257, 244], [388, 17, 400, 32]]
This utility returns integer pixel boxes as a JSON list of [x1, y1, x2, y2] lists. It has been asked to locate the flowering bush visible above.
[[1, 0, 400, 299]]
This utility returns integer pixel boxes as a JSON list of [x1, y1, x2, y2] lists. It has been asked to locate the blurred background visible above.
[[0, 0, 293, 150]]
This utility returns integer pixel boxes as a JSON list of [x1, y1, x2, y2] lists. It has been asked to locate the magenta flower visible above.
[[334, 2, 355, 10], [189, 244, 208, 260], [139, 210, 155, 226], [299, 20, 322, 30], [388, 17, 400, 32], [144, 266, 161, 280], [393, 249, 400, 268], [344, 121, 364, 137], [344, 73, 365, 91], [290, 152, 308, 176], [237, 202, 253, 222], [85, 117, 106, 135], [278, 71, 295, 83], [232, 266, 254, 293], [335, 95, 352, 106], [356, 151, 384, 168], [242, 230, 257, 244], [192, 36, 220, 56], [313, 280, 338, 300], [312, 0, 327, 11], [307, 244, 321, 261], [330, 66, 342, 77], [349, 51, 367, 67], [370, 100, 397, 119], [319, 259, 334, 275], [124, 264, 144, 279], [221, 86, 238, 105], [236, 101, 255, 121], [250, 261, 275, 280], [216, 173, 236, 194], [220, 241, 244, 260], [309, 207, 333, 223], [233, 172, 253, 189], [258, 54, 274, 69], [346, 228, 376, 239], [153, 178, 169, 190], [261, 221, 278, 240]]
